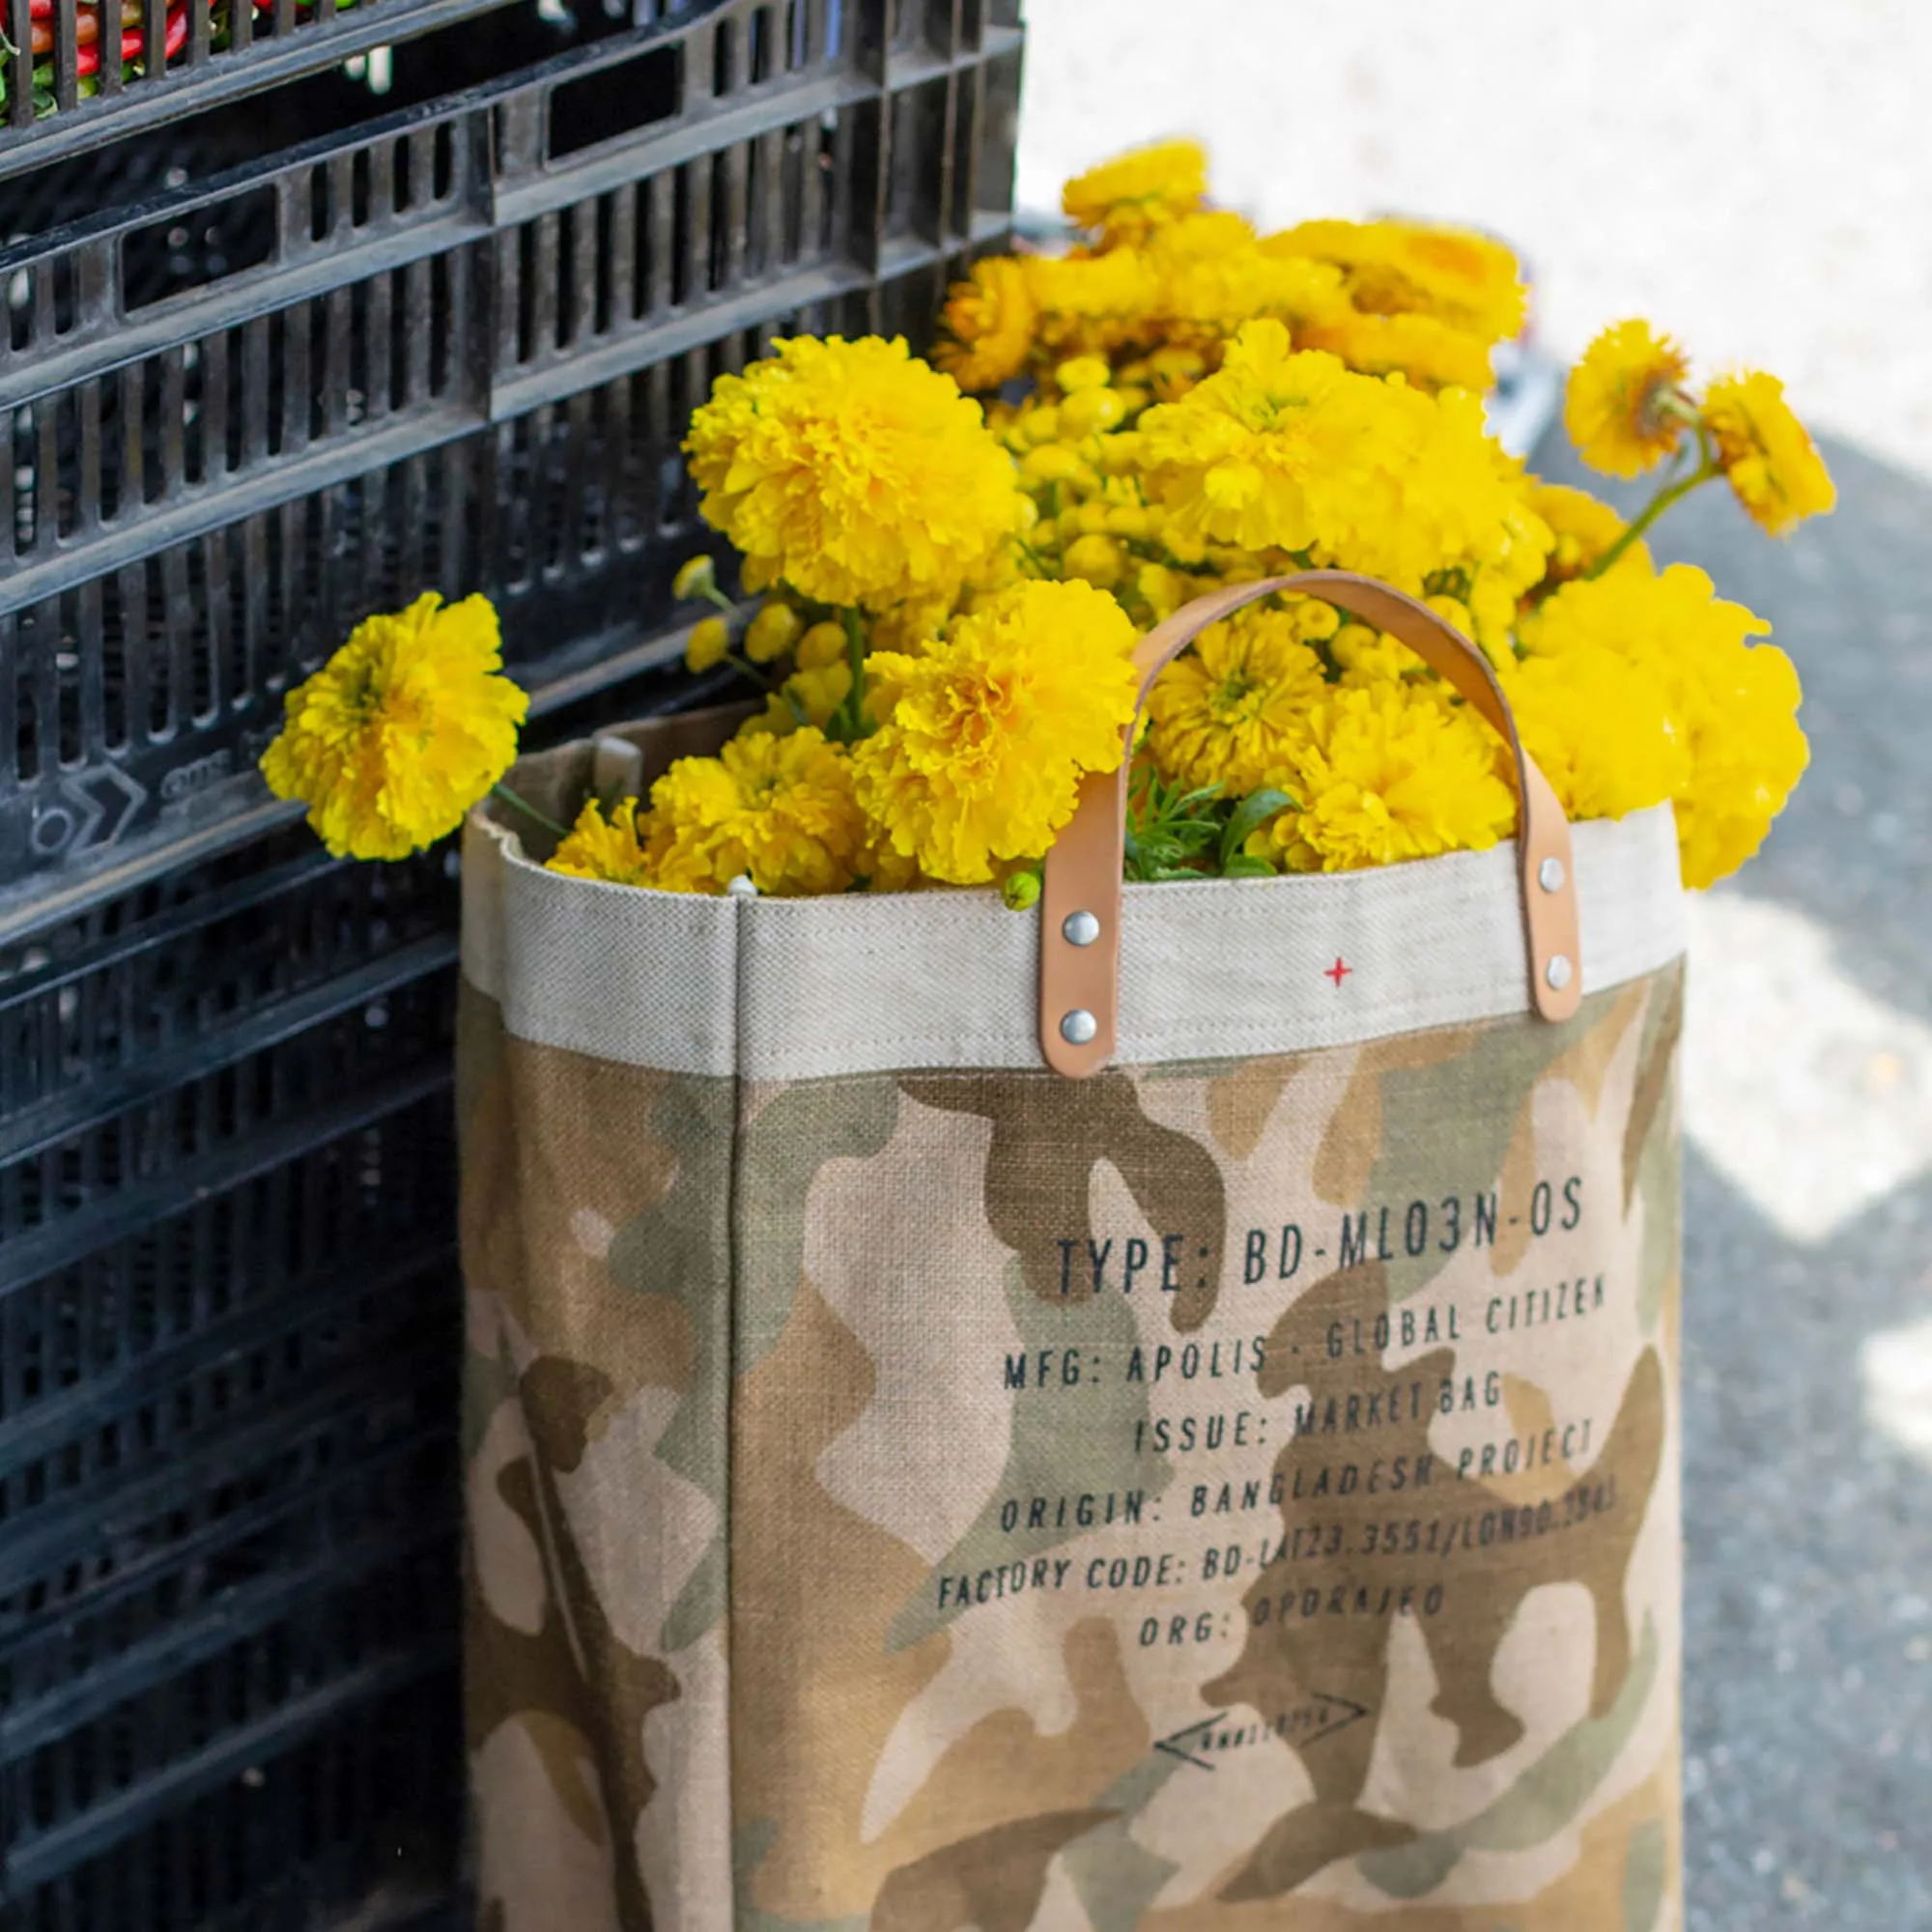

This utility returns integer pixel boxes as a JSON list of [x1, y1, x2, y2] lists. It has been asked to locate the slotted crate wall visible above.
[[0, 0, 1023, 904], [0, 0, 1023, 1921]]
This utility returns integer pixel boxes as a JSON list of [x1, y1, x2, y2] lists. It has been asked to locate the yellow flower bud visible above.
[[1149, 346, 1207, 399], [735, 692, 799, 738], [1059, 384, 1128, 435], [1055, 355, 1112, 393], [795, 620, 847, 670], [1063, 532, 1127, 589], [1056, 505, 1088, 544], [1103, 504, 1154, 541], [1000, 866, 1043, 911], [1113, 384, 1151, 415], [1094, 431, 1146, 476], [1426, 594, 1476, 639], [671, 554, 718, 602], [1021, 443, 1084, 486], [685, 615, 730, 672], [782, 662, 853, 729], [744, 601, 803, 664], [1013, 493, 1041, 533], [1288, 597, 1341, 642], [1018, 404, 1064, 446], [1059, 385, 1127, 436], [1136, 563, 1189, 619]]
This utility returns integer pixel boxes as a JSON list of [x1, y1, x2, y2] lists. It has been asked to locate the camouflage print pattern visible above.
[[461, 962, 1685, 1931]]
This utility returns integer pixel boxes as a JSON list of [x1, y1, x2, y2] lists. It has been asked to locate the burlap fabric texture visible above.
[[458, 580, 1688, 1931]]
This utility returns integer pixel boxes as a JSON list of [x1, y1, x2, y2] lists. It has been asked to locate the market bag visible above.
[[458, 571, 1687, 1931]]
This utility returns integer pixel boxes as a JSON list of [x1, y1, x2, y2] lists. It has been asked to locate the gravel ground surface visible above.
[[1009, 12, 1932, 1922]]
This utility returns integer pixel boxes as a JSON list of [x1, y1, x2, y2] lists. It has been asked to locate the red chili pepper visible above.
[[69, 0, 184, 72]]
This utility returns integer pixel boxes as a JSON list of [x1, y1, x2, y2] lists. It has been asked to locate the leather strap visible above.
[[1038, 569, 1582, 1077]]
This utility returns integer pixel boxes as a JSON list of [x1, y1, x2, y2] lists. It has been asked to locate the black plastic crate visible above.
[[0, 3, 1018, 1919], [0, 655, 785, 1924], [0, 0, 1024, 909], [0, 816, 466, 1924]]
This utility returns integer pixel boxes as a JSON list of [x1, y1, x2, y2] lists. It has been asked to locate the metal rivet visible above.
[[1545, 953, 1574, 991], [1060, 1009, 1098, 1046], [1538, 856, 1567, 894], [1062, 909, 1101, 948]]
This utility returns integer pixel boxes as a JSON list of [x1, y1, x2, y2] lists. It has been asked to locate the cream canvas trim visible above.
[[461, 804, 1686, 1079]]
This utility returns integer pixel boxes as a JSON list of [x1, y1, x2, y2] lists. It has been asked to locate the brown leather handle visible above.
[[1037, 568, 1583, 1077]]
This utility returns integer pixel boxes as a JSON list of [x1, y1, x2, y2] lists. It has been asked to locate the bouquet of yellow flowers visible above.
[[261, 138, 1831, 899]]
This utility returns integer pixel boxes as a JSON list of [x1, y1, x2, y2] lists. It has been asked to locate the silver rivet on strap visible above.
[[1538, 856, 1567, 893], [1062, 909, 1101, 948], [1060, 1009, 1098, 1045], [1545, 953, 1574, 991]]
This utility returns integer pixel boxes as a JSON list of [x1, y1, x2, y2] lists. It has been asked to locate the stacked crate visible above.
[[0, 2, 1022, 1922]]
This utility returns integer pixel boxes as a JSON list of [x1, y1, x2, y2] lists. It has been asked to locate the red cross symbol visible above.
[[1325, 957, 1352, 987]]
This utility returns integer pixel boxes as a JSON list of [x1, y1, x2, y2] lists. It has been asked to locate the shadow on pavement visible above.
[[1532, 426, 1932, 1929]]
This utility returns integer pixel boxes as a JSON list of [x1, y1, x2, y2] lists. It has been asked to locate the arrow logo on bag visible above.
[[1155, 1694, 1372, 1771]]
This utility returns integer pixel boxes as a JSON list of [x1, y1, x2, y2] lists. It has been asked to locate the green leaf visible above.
[[1219, 787, 1294, 869], [1223, 853, 1276, 879]]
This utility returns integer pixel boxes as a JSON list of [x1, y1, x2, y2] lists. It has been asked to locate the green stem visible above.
[[1584, 457, 1721, 582], [838, 607, 867, 739], [701, 585, 736, 615], [724, 652, 776, 688], [492, 781, 569, 839]]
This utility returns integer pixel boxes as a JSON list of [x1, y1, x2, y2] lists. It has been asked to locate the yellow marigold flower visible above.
[[684, 334, 1022, 611], [643, 727, 866, 896], [1564, 320, 1692, 479], [1502, 646, 1689, 822], [1024, 247, 1163, 355], [1700, 371, 1836, 536], [1150, 214, 1349, 351], [685, 614, 730, 672], [1147, 606, 1329, 795], [859, 830, 924, 895], [1062, 138, 1208, 245], [1520, 563, 1803, 886], [260, 592, 526, 862], [852, 580, 1139, 884], [671, 554, 718, 602], [1139, 321, 1548, 591], [547, 796, 654, 887], [795, 620, 848, 670], [1297, 309, 1495, 393], [1266, 219, 1526, 345], [1525, 480, 1650, 584], [1670, 621, 1808, 888], [1329, 621, 1419, 689], [781, 661, 853, 730], [1063, 532, 1128, 588], [934, 256, 1038, 393], [1251, 681, 1516, 873]]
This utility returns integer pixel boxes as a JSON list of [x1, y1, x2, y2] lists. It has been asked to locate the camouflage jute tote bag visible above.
[[458, 571, 1688, 1930]]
